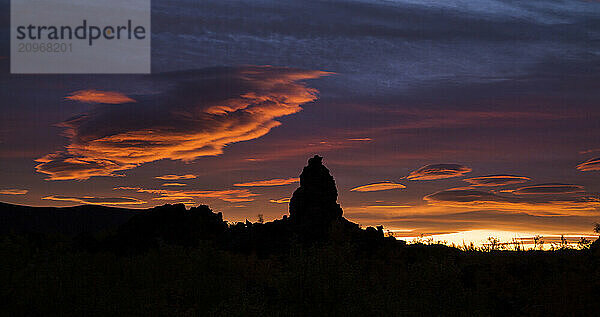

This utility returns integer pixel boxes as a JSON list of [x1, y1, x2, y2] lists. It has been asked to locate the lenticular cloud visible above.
[[36, 66, 329, 180], [407, 164, 471, 181]]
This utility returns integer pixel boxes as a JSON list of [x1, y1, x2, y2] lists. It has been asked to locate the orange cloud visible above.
[[65, 89, 136, 104], [115, 187, 259, 203], [577, 157, 600, 171], [580, 149, 600, 154], [155, 174, 197, 180], [407, 164, 472, 181], [0, 189, 28, 195], [511, 184, 585, 195], [36, 67, 329, 180], [162, 183, 187, 187], [113, 186, 141, 191], [348, 205, 413, 211], [463, 175, 530, 187], [269, 197, 291, 204], [234, 177, 299, 187], [350, 181, 406, 192], [42, 195, 145, 205], [347, 138, 372, 141], [35, 154, 134, 180]]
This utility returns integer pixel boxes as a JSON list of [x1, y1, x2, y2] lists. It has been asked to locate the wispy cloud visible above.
[[234, 177, 299, 187], [36, 66, 329, 180], [577, 157, 600, 171], [161, 183, 187, 187], [347, 138, 372, 141], [346, 204, 413, 213], [350, 181, 406, 192], [155, 174, 197, 180], [65, 90, 136, 104], [35, 155, 133, 181], [407, 164, 472, 181], [580, 149, 600, 154], [42, 195, 145, 205], [269, 197, 291, 204], [463, 175, 530, 187], [115, 187, 259, 203], [0, 189, 28, 195]]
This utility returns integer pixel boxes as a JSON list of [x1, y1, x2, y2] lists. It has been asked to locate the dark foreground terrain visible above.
[[2, 156, 600, 316]]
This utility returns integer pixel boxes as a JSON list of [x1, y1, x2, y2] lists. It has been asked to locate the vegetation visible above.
[[2, 231, 600, 316]]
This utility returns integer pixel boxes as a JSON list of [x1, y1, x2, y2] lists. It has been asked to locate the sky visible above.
[[1, 0, 600, 245]]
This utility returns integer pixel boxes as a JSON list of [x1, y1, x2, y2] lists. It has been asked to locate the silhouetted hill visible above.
[[110, 204, 228, 253], [0, 202, 136, 235]]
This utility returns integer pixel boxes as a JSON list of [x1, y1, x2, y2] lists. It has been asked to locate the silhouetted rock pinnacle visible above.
[[289, 155, 343, 226]]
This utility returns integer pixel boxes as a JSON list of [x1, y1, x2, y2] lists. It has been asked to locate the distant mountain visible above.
[[0, 202, 137, 235]]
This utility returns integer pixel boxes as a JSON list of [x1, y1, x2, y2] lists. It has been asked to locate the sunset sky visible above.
[[1, 0, 600, 245]]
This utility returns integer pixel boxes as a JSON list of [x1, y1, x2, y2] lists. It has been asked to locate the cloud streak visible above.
[[65, 90, 136, 104], [36, 66, 329, 180], [42, 195, 145, 205], [407, 164, 472, 181], [115, 187, 259, 203], [234, 177, 299, 187], [0, 189, 28, 195], [463, 175, 530, 187], [155, 174, 197, 180], [269, 198, 291, 204], [577, 157, 600, 171], [350, 181, 406, 192]]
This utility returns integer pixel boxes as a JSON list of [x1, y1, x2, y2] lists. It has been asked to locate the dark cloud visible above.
[[511, 184, 585, 195], [464, 174, 530, 187], [35, 66, 329, 180], [424, 188, 599, 215], [577, 157, 600, 172], [149, 0, 600, 103], [425, 189, 514, 204], [407, 164, 471, 180]]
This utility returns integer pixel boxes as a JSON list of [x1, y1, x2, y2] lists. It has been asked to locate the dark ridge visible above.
[[0, 202, 136, 235]]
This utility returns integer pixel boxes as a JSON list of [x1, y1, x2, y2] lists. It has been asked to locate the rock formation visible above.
[[103, 155, 385, 253], [289, 155, 344, 226]]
